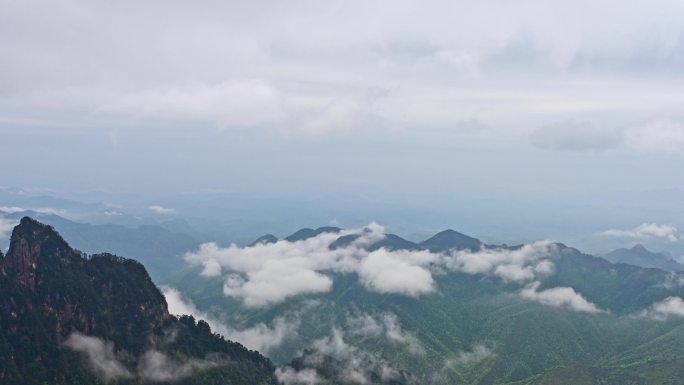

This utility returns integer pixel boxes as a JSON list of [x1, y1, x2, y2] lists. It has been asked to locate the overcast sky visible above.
[[2, 0, 684, 239]]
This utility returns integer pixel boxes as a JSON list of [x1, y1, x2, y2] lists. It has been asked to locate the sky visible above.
[[2, 0, 684, 247]]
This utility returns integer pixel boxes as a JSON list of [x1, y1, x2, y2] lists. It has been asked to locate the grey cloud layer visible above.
[[531, 120, 684, 152], [4, 0, 684, 141]]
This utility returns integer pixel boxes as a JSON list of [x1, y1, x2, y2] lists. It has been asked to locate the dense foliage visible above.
[[171, 228, 684, 385], [0, 217, 276, 385]]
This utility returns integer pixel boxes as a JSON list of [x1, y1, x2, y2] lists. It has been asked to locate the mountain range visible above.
[[5, 217, 684, 384], [603, 243, 684, 272], [169, 225, 684, 385], [0, 211, 199, 281]]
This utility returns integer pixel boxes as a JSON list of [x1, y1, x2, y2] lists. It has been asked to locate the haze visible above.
[[2, 0, 684, 252]]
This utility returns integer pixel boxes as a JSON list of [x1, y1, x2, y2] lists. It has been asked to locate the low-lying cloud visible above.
[[148, 205, 176, 215], [0, 206, 66, 216], [0, 217, 18, 240], [445, 241, 556, 282], [602, 222, 679, 242], [276, 311, 421, 384], [184, 224, 559, 308], [347, 312, 424, 355], [639, 296, 684, 321], [163, 287, 298, 354], [308, 328, 413, 384], [444, 344, 494, 368], [63, 333, 132, 381], [358, 249, 436, 297], [63, 332, 217, 382], [520, 282, 606, 314], [137, 350, 217, 382], [275, 367, 322, 385]]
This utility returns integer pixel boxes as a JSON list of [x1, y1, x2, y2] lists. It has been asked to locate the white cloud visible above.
[[184, 225, 560, 307], [296, 327, 412, 384], [148, 205, 175, 215], [162, 287, 298, 354], [137, 350, 216, 382], [639, 296, 684, 321], [443, 241, 556, 282], [184, 225, 385, 307], [0, 206, 25, 214], [0, 217, 17, 240], [0, 206, 66, 216], [275, 367, 322, 385], [444, 344, 494, 368], [347, 313, 424, 355], [63, 332, 220, 382], [602, 222, 679, 242], [184, 224, 436, 306], [358, 249, 436, 297], [63, 333, 132, 381], [309, 328, 379, 384], [223, 261, 333, 308], [275, 312, 419, 384], [519, 281, 606, 314]]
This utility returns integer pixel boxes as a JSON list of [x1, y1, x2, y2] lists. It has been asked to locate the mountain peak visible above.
[[0, 218, 278, 384], [630, 243, 648, 252], [1, 216, 73, 291], [249, 233, 278, 246], [284, 226, 341, 242], [605, 243, 683, 272], [420, 229, 482, 252]]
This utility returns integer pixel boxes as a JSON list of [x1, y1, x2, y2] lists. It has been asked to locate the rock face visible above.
[[0, 217, 168, 347], [1, 216, 53, 292], [0, 217, 277, 385]]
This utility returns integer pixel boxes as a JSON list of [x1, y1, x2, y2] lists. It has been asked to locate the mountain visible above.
[[2, 211, 199, 281], [604, 244, 684, 272], [419, 229, 483, 252], [0, 217, 277, 385], [368, 233, 420, 251], [250, 234, 278, 246], [328, 232, 419, 251], [175, 227, 684, 385], [284, 226, 341, 242]]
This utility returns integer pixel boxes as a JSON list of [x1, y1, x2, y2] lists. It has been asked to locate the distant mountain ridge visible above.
[[202, 225, 684, 384], [0, 217, 276, 385], [419, 229, 483, 252], [1, 211, 199, 281], [604, 244, 684, 272], [284, 226, 341, 242], [253, 226, 515, 254]]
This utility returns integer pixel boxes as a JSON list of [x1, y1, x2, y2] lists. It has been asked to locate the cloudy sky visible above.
[[2, 0, 684, 243]]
